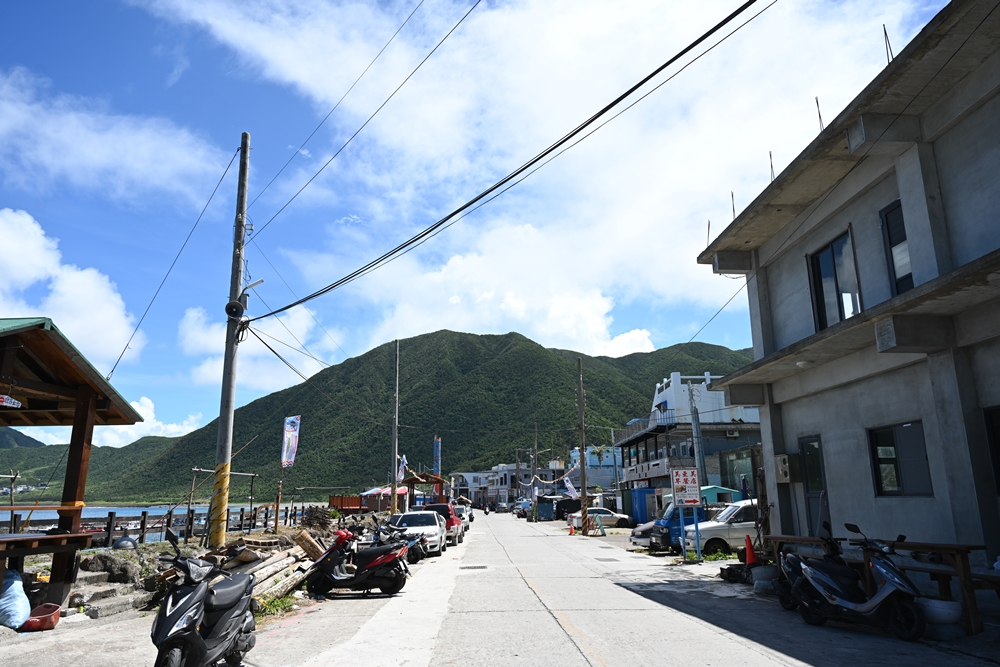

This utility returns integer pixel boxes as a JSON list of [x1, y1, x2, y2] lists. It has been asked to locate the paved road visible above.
[[1, 512, 993, 666]]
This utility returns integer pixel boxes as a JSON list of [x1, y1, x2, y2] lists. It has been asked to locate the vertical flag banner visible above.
[[281, 416, 301, 468], [433, 435, 441, 476], [565, 478, 579, 500], [397, 454, 407, 483]]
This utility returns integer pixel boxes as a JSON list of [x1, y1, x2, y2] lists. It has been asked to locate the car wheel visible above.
[[458, 532, 464, 544], [704, 539, 730, 555], [616, 519, 629, 528], [442, 540, 448, 552]]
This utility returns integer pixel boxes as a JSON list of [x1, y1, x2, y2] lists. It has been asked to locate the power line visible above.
[[246, 307, 330, 368], [106, 149, 240, 380], [249, 0, 764, 323], [250, 0, 481, 240], [247, 0, 425, 211]]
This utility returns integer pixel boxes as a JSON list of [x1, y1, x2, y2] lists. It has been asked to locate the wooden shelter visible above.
[[401, 472, 450, 504], [0, 318, 142, 605]]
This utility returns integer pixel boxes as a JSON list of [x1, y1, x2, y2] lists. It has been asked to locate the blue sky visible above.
[[1, 0, 944, 446]]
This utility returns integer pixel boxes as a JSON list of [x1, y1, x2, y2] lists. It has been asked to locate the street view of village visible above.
[[2, 1, 1000, 666]]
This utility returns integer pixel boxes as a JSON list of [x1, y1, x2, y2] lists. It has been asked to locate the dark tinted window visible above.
[[397, 514, 437, 527], [425, 504, 453, 518], [810, 232, 861, 331], [880, 200, 913, 296], [868, 421, 932, 496]]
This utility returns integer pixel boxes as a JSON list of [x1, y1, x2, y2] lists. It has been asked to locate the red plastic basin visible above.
[[18, 603, 61, 632]]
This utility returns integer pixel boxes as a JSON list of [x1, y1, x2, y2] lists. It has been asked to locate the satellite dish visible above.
[[225, 300, 245, 319]]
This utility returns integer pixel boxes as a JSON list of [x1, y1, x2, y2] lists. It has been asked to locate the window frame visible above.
[[867, 420, 933, 497], [807, 229, 863, 332], [879, 199, 914, 297]]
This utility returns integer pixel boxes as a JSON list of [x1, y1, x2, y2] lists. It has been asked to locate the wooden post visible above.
[[186, 509, 195, 544], [264, 507, 270, 529], [283, 507, 289, 526], [294, 530, 324, 560], [226, 508, 231, 534], [11, 513, 21, 534], [139, 511, 148, 544], [164, 510, 174, 542], [105, 511, 117, 546], [239, 507, 245, 532]]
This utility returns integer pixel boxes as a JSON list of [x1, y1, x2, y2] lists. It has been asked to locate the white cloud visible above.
[[15, 396, 202, 448], [142, 0, 942, 357], [0, 67, 224, 203], [179, 305, 334, 390], [0, 208, 145, 371]]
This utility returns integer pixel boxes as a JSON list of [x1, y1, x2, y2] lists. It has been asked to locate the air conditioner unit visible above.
[[726, 429, 740, 438]]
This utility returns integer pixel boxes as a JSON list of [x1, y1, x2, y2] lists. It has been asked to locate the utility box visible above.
[[631, 488, 656, 524], [774, 453, 800, 483]]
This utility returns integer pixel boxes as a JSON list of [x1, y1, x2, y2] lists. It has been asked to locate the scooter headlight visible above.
[[170, 603, 203, 636]]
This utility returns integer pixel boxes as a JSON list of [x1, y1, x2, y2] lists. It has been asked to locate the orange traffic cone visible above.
[[744, 534, 758, 565], [569, 523, 575, 535]]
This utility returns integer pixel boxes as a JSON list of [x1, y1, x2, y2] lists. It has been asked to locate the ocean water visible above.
[[3, 504, 254, 522]]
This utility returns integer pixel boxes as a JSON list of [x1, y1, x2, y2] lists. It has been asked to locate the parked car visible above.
[[424, 503, 464, 546], [629, 521, 655, 548], [495, 502, 509, 513], [684, 499, 757, 555], [649, 502, 708, 553], [454, 505, 471, 532], [567, 507, 632, 528], [390, 511, 447, 556]]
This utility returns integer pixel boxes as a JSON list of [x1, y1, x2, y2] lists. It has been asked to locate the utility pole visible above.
[[532, 423, 538, 519], [515, 450, 520, 503], [577, 358, 588, 536], [611, 428, 620, 492], [688, 381, 708, 490], [391, 340, 399, 514], [210, 131, 250, 549]]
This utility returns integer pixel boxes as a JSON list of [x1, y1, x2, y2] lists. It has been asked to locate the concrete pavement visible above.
[[0, 512, 993, 666]]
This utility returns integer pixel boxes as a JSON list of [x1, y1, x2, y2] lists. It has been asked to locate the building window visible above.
[[810, 231, 861, 331], [880, 200, 913, 296], [868, 421, 932, 496]]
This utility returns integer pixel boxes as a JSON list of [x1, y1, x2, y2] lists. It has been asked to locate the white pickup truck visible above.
[[683, 499, 757, 555]]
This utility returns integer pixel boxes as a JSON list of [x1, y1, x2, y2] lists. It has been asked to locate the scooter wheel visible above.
[[777, 590, 799, 611], [154, 647, 182, 667], [379, 572, 406, 595], [887, 596, 926, 642], [798, 603, 827, 626], [306, 573, 335, 596]]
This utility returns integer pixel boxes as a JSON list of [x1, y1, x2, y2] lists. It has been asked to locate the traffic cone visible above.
[[744, 534, 758, 565], [569, 523, 575, 535]]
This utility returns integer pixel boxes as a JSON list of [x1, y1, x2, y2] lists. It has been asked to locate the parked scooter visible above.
[[781, 521, 925, 641], [306, 527, 409, 597], [372, 519, 427, 565], [151, 528, 257, 667]]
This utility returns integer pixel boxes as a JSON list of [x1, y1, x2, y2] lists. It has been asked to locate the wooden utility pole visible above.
[[577, 358, 588, 535], [210, 131, 250, 549], [531, 424, 538, 518], [391, 339, 400, 514]]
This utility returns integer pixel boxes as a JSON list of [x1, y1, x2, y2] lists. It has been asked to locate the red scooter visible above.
[[306, 528, 408, 596]]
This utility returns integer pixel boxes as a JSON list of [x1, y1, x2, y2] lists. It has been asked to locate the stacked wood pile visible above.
[[156, 530, 325, 604]]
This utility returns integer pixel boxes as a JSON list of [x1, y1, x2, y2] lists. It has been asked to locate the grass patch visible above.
[[254, 593, 297, 618]]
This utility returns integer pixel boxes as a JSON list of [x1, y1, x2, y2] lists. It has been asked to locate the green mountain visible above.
[[0, 427, 46, 449], [0, 330, 751, 504]]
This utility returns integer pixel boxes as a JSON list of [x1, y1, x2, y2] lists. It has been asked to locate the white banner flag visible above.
[[564, 477, 579, 500], [397, 454, 407, 483]]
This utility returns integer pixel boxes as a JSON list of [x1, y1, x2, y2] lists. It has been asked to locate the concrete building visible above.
[[449, 471, 491, 505], [613, 372, 761, 517], [698, 0, 1000, 565]]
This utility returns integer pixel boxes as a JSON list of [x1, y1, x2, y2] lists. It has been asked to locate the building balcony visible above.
[[613, 409, 676, 447], [623, 455, 695, 483]]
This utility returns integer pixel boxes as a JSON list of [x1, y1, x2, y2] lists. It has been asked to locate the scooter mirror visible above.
[[165, 528, 180, 549], [822, 520, 832, 533], [844, 523, 862, 534], [895, 534, 906, 543]]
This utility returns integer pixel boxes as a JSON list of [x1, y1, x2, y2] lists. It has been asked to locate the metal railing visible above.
[[613, 409, 676, 446]]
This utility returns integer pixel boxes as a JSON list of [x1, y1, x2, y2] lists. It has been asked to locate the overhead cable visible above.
[[250, 0, 481, 240], [249, 0, 762, 322], [106, 149, 239, 380], [247, 0, 426, 210]]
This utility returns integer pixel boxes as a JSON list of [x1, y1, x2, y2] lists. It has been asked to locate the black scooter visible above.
[[151, 528, 257, 667], [781, 521, 925, 641]]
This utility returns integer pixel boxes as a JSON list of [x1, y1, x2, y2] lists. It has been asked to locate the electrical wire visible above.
[[250, 0, 481, 240], [247, 0, 425, 211], [105, 149, 239, 380], [248, 0, 763, 323]]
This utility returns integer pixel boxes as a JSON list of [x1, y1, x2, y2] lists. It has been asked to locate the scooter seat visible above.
[[808, 559, 859, 581], [207, 573, 250, 610], [354, 545, 396, 569]]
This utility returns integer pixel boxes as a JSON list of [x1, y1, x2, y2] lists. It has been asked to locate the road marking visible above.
[[301, 539, 468, 667]]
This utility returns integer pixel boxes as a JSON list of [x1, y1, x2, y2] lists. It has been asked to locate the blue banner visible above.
[[433, 436, 441, 475]]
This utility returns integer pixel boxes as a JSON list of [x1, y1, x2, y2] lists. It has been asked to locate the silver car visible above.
[[454, 505, 471, 533], [391, 511, 448, 556]]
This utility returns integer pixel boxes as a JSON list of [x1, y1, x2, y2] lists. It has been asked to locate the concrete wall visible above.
[[777, 360, 973, 546], [765, 175, 900, 350], [935, 91, 1000, 267]]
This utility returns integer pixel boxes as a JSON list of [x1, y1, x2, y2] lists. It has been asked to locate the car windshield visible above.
[[713, 504, 741, 523], [455, 507, 467, 515], [659, 502, 675, 519], [396, 513, 437, 527]]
